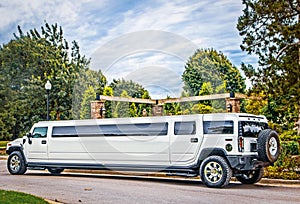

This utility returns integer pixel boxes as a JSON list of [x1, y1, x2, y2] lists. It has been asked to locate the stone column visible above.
[[225, 98, 240, 113], [90, 100, 106, 119], [151, 105, 164, 116]]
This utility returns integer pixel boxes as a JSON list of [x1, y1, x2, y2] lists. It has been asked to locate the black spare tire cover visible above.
[[257, 129, 280, 163]]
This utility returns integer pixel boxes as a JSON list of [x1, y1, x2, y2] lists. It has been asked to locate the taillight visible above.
[[238, 136, 244, 152]]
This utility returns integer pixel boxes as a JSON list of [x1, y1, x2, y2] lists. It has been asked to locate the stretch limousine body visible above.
[[6, 113, 280, 188]]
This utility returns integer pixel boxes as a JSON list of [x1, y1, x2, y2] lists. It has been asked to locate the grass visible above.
[[0, 189, 48, 204]]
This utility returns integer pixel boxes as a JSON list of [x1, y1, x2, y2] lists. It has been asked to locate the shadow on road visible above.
[[24, 170, 277, 190]]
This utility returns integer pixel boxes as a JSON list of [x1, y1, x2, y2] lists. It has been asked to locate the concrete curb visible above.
[[0, 155, 8, 160], [259, 178, 300, 185]]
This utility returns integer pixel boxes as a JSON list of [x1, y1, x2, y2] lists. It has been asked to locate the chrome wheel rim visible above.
[[269, 137, 278, 156], [204, 161, 223, 183], [10, 155, 21, 172]]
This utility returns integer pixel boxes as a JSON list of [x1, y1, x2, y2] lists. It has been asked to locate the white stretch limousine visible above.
[[6, 113, 280, 188]]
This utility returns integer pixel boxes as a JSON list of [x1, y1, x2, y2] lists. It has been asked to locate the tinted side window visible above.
[[32, 127, 48, 138], [203, 121, 233, 134], [52, 123, 168, 137], [52, 126, 78, 137], [174, 121, 196, 135]]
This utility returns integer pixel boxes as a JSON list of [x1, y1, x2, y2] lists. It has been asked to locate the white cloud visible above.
[[0, 0, 255, 98]]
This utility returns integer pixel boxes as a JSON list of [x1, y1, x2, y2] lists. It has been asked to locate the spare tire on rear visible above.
[[257, 129, 280, 163]]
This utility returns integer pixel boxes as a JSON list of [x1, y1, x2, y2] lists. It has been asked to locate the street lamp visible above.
[[45, 80, 52, 121], [100, 106, 106, 118]]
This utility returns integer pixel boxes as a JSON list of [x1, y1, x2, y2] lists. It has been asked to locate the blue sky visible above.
[[0, 0, 256, 99]]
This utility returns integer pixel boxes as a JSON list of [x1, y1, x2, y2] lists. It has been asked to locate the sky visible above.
[[0, 0, 257, 99]]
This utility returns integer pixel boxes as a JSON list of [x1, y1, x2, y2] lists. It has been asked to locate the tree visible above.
[[0, 22, 89, 138], [138, 91, 152, 117], [73, 69, 107, 119], [103, 86, 113, 118], [113, 90, 130, 118], [237, 0, 300, 129], [109, 79, 151, 117], [182, 49, 246, 96], [110, 79, 147, 98], [80, 86, 96, 119]]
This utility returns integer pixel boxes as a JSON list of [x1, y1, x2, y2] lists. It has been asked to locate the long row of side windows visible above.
[[32, 121, 234, 138]]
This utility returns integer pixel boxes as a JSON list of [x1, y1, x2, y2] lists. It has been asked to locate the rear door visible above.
[[170, 118, 203, 165], [27, 127, 49, 161]]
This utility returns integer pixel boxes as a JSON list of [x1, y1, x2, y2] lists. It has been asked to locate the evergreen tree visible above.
[[80, 86, 96, 119], [237, 0, 300, 129]]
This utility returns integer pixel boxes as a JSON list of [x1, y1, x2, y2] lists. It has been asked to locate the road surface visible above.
[[1, 160, 300, 204]]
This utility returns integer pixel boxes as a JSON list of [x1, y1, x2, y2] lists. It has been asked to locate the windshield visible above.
[[239, 121, 268, 137]]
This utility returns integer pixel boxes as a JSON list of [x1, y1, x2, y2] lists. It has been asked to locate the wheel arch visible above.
[[197, 148, 228, 167], [7, 146, 27, 164]]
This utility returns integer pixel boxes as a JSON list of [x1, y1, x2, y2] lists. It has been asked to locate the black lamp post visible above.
[[45, 80, 52, 121], [100, 106, 106, 118]]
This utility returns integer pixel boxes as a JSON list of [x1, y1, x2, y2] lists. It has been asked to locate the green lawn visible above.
[[0, 141, 9, 148], [0, 189, 48, 204]]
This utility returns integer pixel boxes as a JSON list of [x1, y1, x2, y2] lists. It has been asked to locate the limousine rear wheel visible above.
[[236, 168, 264, 184], [200, 156, 232, 188], [7, 151, 27, 175], [48, 167, 64, 175]]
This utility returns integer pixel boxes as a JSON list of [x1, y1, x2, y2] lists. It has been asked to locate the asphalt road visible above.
[[1, 160, 300, 204]]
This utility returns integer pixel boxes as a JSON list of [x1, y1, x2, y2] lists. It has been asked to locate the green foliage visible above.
[[110, 79, 147, 98], [103, 86, 113, 118], [238, 0, 300, 129], [109, 79, 151, 117], [264, 129, 300, 180], [0, 22, 90, 138], [191, 104, 213, 114], [138, 91, 152, 117], [129, 102, 138, 117], [245, 92, 268, 116], [0, 190, 48, 204], [80, 86, 96, 119], [182, 48, 245, 96], [113, 90, 130, 118], [73, 69, 107, 119], [280, 130, 300, 142]]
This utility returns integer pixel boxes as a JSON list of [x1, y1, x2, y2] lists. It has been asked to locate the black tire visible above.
[[257, 129, 280, 163], [48, 167, 64, 175], [7, 151, 27, 175], [200, 156, 232, 188], [236, 168, 264, 184]]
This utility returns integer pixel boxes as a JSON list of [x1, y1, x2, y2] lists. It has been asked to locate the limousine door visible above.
[[26, 127, 48, 161], [170, 120, 202, 165]]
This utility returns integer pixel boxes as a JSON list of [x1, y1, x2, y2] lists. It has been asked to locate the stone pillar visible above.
[[225, 98, 240, 113], [90, 100, 106, 119], [152, 105, 164, 116]]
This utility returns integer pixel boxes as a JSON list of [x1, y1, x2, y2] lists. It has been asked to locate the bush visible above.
[[264, 130, 300, 180], [280, 130, 300, 141]]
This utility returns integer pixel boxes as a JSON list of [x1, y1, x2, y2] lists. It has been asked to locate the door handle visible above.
[[41, 140, 47, 144], [190, 138, 198, 143]]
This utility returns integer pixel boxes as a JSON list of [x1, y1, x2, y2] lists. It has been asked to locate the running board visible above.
[[166, 172, 198, 177]]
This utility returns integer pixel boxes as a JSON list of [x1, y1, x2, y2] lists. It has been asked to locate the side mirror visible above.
[[26, 133, 32, 144]]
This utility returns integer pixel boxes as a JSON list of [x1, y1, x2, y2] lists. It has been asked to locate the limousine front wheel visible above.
[[200, 156, 232, 188], [7, 151, 27, 175]]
